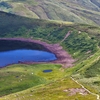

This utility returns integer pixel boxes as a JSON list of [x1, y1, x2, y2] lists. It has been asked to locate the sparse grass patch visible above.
[[0, 64, 64, 96], [0, 77, 96, 100]]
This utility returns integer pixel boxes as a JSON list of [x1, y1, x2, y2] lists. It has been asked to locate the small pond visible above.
[[0, 49, 57, 67], [43, 69, 53, 73]]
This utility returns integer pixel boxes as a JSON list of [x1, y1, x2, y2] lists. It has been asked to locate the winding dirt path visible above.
[[71, 77, 100, 100], [60, 31, 71, 43]]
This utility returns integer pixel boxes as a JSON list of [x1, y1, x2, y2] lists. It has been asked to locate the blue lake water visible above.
[[43, 70, 52, 73], [0, 49, 57, 67]]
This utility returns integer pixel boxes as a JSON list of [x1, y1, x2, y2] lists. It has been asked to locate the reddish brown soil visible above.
[[0, 38, 75, 68], [64, 88, 88, 96]]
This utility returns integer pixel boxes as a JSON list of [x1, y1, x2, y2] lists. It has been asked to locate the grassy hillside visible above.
[[0, 11, 99, 60], [0, 64, 64, 96], [0, 11, 100, 99], [0, 77, 97, 100], [0, 0, 100, 25]]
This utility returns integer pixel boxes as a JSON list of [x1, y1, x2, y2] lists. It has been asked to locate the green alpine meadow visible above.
[[0, 0, 100, 100]]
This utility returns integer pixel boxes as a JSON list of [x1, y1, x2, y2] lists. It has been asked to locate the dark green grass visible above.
[[0, 11, 99, 62], [0, 71, 45, 96], [84, 59, 100, 78]]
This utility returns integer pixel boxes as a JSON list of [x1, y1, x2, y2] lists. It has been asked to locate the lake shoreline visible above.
[[0, 38, 75, 68]]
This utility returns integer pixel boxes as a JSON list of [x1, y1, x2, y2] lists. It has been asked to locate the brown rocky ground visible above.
[[64, 88, 88, 96]]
